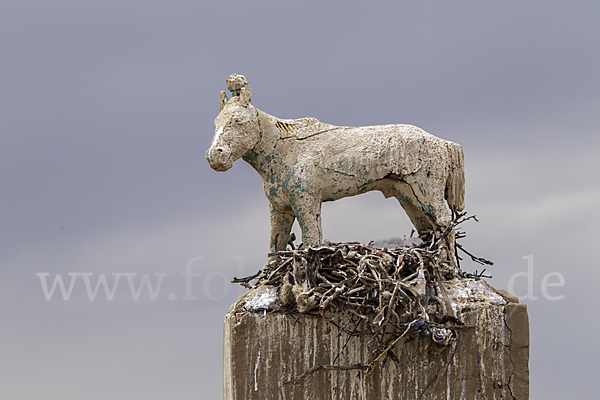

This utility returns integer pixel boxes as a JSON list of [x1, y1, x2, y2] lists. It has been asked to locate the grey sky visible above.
[[1, 2, 599, 399]]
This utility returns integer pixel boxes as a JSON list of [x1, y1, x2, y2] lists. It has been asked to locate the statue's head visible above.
[[206, 74, 260, 171]]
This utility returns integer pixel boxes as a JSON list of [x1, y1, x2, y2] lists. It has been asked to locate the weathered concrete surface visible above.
[[223, 279, 529, 399], [207, 74, 465, 257]]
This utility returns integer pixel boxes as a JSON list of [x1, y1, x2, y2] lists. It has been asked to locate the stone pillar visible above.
[[223, 279, 529, 400]]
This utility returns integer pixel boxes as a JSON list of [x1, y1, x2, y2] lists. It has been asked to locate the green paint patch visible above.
[[422, 202, 435, 214]]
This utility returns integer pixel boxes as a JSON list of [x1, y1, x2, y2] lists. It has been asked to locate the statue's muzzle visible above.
[[206, 145, 232, 171]]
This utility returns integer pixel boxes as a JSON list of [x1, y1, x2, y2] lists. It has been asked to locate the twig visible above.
[[283, 363, 367, 385], [455, 243, 493, 266], [365, 321, 414, 375], [231, 271, 261, 285]]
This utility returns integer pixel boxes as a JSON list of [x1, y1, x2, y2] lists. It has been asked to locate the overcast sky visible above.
[[1, 2, 599, 399]]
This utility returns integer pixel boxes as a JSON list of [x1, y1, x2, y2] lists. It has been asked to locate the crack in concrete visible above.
[[280, 127, 343, 140], [385, 173, 441, 232], [323, 168, 362, 192], [503, 309, 517, 400], [325, 168, 357, 179]]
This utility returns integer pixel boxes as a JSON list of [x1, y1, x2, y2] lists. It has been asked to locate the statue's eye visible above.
[[234, 119, 243, 126]]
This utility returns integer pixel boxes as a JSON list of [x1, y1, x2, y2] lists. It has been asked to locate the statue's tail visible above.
[[446, 143, 465, 212]]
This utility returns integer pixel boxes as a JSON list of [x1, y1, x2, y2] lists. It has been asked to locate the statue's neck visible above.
[[242, 108, 280, 178]]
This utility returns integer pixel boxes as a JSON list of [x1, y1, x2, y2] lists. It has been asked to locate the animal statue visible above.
[[206, 74, 465, 260]]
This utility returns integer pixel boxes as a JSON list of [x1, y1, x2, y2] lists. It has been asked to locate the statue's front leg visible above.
[[293, 197, 323, 248], [269, 203, 295, 254]]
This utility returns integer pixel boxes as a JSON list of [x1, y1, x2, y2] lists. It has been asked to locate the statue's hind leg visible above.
[[394, 181, 456, 265], [396, 193, 436, 239]]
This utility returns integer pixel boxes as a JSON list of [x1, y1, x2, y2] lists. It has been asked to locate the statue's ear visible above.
[[239, 85, 252, 107], [219, 91, 228, 111]]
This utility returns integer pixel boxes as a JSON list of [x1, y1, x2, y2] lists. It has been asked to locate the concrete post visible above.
[[224, 279, 529, 400]]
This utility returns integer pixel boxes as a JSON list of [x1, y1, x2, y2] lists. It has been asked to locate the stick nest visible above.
[[231, 213, 493, 378]]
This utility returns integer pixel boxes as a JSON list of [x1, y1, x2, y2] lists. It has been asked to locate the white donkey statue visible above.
[[206, 74, 465, 258]]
